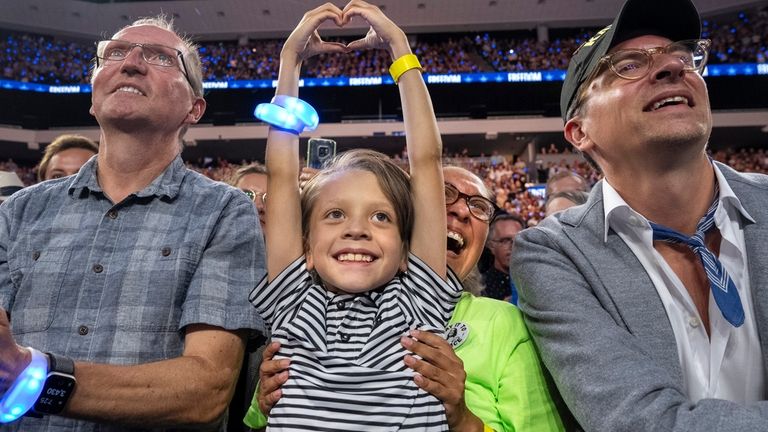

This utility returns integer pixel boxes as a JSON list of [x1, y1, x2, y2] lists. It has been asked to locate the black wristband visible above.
[[32, 352, 76, 415]]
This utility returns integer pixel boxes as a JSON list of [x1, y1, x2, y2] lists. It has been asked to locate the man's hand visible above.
[[256, 341, 290, 415], [0, 308, 31, 395], [401, 330, 484, 431]]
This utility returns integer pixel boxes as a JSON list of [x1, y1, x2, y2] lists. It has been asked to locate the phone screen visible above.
[[307, 138, 337, 169]]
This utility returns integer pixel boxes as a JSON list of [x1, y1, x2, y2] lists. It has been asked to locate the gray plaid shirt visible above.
[[0, 155, 265, 431]]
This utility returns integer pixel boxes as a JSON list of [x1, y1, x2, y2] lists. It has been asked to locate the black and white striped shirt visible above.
[[249, 253, 462, 431]]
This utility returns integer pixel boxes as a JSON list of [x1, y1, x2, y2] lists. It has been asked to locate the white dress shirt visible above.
[[602, 164, 765, 403]]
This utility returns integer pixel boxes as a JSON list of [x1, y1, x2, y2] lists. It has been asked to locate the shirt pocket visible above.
[[113, 244, 198, 333], [9, 248, 72, 335]]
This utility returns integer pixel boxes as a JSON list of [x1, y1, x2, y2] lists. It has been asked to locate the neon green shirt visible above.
[[449, 292, 563, 431], [245, 292, 564, 431]]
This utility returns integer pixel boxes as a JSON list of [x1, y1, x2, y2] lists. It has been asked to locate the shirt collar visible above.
[[69, 155, 187, 200], [602, 163, 754, 243], [713, 162, 755, 225]]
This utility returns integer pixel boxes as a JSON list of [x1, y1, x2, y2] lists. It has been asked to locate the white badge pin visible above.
[[445, 322, 469, 348]]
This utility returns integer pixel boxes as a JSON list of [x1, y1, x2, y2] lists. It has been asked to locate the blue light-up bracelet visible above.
[[271, 95, 319, 131], [0, 348, 48, 423], [253, 95, 319, 135]]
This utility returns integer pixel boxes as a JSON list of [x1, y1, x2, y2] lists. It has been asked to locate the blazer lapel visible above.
[[561, 182, 683, 380], [720, 167, 768, 365]]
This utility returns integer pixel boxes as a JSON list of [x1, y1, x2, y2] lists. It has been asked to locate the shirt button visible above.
[[688, 316, 700, 328], [32, 251, 41, 261], [107, 210, 118, 219], [340, 333, 350, 342], [337, 301, 347, 310], [93, 264, 103, 273], [78, 325, 89, 335], [628, 215, 644, 228], [161, 247, 172, 257]]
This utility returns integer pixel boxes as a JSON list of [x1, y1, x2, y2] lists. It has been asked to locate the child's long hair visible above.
[[300, 149, 413, 254]]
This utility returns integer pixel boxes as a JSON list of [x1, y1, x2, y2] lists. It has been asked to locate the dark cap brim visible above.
[[560, 0, 701, 121]]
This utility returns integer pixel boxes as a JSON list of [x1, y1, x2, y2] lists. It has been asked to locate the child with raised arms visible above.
[[247, 1, 461, 430]]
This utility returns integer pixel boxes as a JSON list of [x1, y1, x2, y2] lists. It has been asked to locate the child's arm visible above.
[[344, 1, 447, 279], [265, 4, 347, 280]]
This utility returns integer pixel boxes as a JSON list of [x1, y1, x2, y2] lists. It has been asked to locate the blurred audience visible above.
[[545, 170, 590, 196], [481, 212, 526, 303], [228, 162, 268, 233], [1, 5, 765, 84], [5, 144, 768, 226], [545, 190, 590, 217], [37, 134, 98, 181]]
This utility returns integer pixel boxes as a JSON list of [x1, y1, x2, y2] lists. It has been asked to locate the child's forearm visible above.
[[398, 51, 446, 276], [263, 51, 303, 277]]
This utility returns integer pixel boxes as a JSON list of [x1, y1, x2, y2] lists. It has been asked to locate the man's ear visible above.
[[564, 116, 593, 154], [186, 98, 207, 124]]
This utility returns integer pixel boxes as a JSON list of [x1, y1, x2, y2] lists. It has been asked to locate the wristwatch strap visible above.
[[46, 352, 75, 375]]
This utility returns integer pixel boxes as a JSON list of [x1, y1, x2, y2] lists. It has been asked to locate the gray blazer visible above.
[[512, 162, 768, 432]]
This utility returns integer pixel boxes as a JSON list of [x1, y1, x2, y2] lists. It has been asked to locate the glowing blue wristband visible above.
[[271, 95, 319, 131], [0, 348, 48, 423], [254, 103, 305, 135], [253, 95, 319, 135]]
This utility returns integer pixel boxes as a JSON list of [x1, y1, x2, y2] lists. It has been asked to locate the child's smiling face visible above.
[[306, 170, 406, 294]]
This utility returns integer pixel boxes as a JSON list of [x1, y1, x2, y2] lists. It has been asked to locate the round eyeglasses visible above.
[[241, 189, 266, 205], [445, 182, 498, 222], [598, 39, 711, 81], [95, 39, 194, 89]]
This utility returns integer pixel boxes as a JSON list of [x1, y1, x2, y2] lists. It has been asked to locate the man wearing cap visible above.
[[512, 0, 768, 431]]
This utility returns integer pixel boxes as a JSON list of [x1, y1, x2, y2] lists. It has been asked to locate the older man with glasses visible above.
[[482, 212, 526, 303], [0, 16, 264, 431], [512, 0, 768, 431]]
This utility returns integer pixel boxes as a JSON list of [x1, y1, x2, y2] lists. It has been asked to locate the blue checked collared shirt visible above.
[[0, 155, 265, 431]]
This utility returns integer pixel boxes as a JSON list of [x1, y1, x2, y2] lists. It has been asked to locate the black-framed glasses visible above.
[[95, 39, 194, 89], [241, 189, 266, 205], [490, 237, 515, 247], [445, 182, 498, 222], [597, 39, 711, 81]]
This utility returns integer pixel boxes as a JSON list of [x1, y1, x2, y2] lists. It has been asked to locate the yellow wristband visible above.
[[483, 425, 495, 432], [389, 54, 423, 84]]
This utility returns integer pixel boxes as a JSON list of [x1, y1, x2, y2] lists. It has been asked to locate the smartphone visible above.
[[307, 138, 337, 169]]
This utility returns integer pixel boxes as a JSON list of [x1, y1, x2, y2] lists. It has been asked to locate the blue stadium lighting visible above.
[[0, 63, 762, 95], [0, 348, 48, 423]]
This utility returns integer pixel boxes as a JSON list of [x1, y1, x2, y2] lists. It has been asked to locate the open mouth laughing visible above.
[[447, 230, 465, 255]]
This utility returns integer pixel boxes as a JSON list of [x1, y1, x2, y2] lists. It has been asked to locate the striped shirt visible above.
[[249, 254, 462, 431]]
